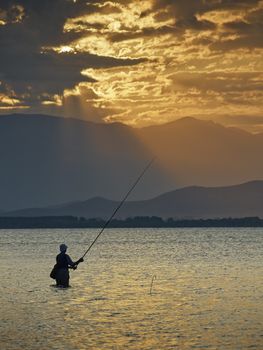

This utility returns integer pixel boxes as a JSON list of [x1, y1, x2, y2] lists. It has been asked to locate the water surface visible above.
[[0, 228, 262, 349]]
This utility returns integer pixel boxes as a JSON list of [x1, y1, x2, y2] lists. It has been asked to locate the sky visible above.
[[0, 0, 263, 131]]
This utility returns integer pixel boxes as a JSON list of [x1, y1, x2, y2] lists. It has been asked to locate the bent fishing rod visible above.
[[80, 157, 155, 260]]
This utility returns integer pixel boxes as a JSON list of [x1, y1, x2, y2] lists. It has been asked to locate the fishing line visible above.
[[81, 157, 156, 259]]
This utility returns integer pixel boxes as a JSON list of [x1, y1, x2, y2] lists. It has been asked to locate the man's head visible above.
[[59, 243, 68, 253]]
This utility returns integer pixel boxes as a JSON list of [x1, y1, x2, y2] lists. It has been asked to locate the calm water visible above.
[[0, 228, 262, 350]]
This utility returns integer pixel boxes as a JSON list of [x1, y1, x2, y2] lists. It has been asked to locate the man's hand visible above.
[[76, 257, 84, 264]]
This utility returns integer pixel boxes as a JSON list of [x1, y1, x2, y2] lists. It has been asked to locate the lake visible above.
[[0, 228, 262, 349]]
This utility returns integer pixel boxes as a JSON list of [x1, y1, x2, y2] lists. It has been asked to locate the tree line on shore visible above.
[[0, 216, 263, 229]]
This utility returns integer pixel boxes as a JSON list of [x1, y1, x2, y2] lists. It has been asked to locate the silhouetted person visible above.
[[55, 244, 83, 287]]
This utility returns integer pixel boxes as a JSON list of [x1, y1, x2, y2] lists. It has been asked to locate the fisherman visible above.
[[55, 244, 84, 287]]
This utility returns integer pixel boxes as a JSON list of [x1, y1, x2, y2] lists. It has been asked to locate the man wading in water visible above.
[[55, 244, 84, 287]]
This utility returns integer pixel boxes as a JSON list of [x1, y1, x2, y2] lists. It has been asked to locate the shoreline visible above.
[[1, 216, 263, 229]]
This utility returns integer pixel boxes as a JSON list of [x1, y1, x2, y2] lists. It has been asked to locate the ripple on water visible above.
[[0, 228, 262, 350]]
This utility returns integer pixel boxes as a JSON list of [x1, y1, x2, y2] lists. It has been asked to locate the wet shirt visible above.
[[56, 252, 74, 269]]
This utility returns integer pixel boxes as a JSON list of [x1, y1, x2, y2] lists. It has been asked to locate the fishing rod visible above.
[[81, 157, 155, 259]]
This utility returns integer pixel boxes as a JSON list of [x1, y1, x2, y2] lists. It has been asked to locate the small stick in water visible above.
[[150, 275, 156, 295]]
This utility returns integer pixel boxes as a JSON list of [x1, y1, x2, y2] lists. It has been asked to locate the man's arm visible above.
[[66, 255, 84, 268], [66, 254, 75, 267]]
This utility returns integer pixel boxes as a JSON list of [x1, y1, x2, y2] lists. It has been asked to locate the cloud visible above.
[[0, 0, 263, 130]]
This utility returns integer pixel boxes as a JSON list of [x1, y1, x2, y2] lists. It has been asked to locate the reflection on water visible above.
[[0, 228, 262, 349]]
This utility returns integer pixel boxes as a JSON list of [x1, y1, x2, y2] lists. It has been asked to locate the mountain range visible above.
[[3, 181, 263, 219], [1, 113, 263, 210], [0, 114, 173, 210]]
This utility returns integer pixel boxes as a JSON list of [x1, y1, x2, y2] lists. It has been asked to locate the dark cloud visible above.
[[150, 0, 261, 38], [0, 44, 144, 95], [153, 0, 207, 19], [0, 81, 8, 94], [175, 16, 215, 31], [153, 0, 260, 17], [0, 0, 146, 110], [151, 0, 216, 32], [159, 0, 262, 51], [211, 34, 263, 51], [0, 0, 91, 45], [213, 8, 263, 50]]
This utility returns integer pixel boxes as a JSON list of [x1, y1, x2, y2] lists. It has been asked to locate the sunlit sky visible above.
[[0, 0, 262, 131]]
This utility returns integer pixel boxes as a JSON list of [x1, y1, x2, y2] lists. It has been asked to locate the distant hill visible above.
[[2, 113, 263, 210], [5, 181, 263, 219], [137, 117, 263, 187]]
